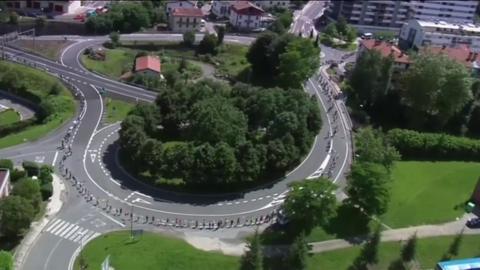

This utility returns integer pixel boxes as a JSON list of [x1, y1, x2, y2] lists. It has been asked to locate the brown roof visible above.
[[231, 1, 264, 16], [360, 39, 411, 64], [422, 45, 479, 68], [172, 7, 204, 17], [135, 56, 161, 73]]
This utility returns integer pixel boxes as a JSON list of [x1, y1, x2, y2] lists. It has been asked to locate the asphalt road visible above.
[[0, 17, 353, 270], [291, 0, 327, 37]]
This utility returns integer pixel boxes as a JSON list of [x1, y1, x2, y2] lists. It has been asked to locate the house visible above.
[[400, 19, 480, 51], [229, 1, 265, 31], [135, 56, 161, 77], [211, 0, 234, 19], [166, 0, 197, 16], [253, 1, 290, 10], [5, 0, 82, 14], [357, 39, 411, 71], [422, 45, 480, 77], [169, 7, 204, 32], [0, 169, 11, 199]]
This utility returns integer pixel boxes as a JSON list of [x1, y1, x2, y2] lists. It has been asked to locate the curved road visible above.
[[0, 33, 352, 270]]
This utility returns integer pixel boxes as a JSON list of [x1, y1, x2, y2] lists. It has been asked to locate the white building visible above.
[[169, 7, 204, 32], [211, 0, 234, 19], [410, 0, 478, 24], [6, 0, 82, 14], [166, 0, 197, 16], [229, 1, 265, 31], [399, 19, 480, 52], [253, 0, 290, 10]]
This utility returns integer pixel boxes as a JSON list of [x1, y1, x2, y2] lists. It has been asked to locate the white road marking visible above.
[[98, 211, 126, 228], [51, 150, 59, 166]]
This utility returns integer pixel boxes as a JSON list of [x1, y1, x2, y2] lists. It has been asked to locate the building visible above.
[[253, 0, 290, 10], [0, 169, 11, 199], [436, 258, 480, 270], [399, 19, 480, 51], [229, 1, 265, 31], [166, 0, 197, 16], [5, 0, 82, 14], [326, 0, 479, 33], [211, 0, 234, 19], [135, 56, 161, 77], [169, 7, 204, 32], [357, 39, 411, 71]]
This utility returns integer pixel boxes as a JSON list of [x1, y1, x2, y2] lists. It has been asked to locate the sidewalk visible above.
[[309, 213, 478, 253], [14, 173, 65, 270]]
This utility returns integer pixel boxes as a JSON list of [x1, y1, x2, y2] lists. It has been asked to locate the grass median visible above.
[[74, 231, 240, 270], [0, 61, 75, 149], [0, 109, 20, 126], [105, 98, 135, 124]]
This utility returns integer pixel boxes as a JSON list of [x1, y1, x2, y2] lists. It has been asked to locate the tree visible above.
[[49, 82, 62, 95], [8, 12, 18, 25], [247, 32, 278, 79], [217, 25, 225, 45], [0, 250, 14, 270], [401, 233, 417, 262], [35, 17, 46, 30], [447, 231, 463, 257], [277, 38, 320, 89], [283, 179, 337, 234], [236, 142, 265, 182], [401, 53, 472, 129], [288, 232, 309, 270], [22, 160, 39, 176], [240, 229, 263, 270], [109, 31, 120, 48], [336, 15, 349, 37], [347, 162, 391, 216], [352, 228, 381, 268], [269, 20, 286, 34], [12, 178, 43, 212], [0, 196, 35, 236], [183, 30, 195, 47], [323, 22, 338, 38], [355, 127, 400, 170], [197, 33, 218, 55], [0, 159, 14, 171]]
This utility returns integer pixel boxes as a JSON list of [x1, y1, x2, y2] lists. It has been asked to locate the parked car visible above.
[[466, 217, 480, 228]]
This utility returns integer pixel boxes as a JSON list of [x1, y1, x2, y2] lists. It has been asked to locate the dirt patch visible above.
[[12, 39, 74, 61]]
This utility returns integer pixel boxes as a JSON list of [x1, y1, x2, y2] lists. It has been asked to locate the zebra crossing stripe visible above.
[[81, 231, 95, 243], [63, 225, 80, 240], [51, 221, 70, 235], [71, 228, 89, 242], [47, 220, 66, 233], [58, 223, 75, 237], [46, 219, 61, 232], [85, 232, 100, 243]]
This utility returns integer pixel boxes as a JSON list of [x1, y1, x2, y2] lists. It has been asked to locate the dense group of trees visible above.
[[322, 16, 357, 43], [0, 160, 53, 238], [247, 33, 320, 89], [348, 50, 478, 135], [119, 79, 321, 188], [86, 1, 167, 34]]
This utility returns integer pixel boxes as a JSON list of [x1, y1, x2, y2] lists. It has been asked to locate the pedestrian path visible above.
[[45, 218, 99, 244]]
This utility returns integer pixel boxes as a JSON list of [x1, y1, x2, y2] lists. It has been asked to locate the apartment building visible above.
[[399, 19, 480, 51], [326, 0, 479, 32]]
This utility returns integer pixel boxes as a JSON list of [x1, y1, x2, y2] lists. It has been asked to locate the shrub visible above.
[[40, 182, 53, 201], [387, 128, 480, 161], [0, 159, 13, 171], [10, 168, 26, 183], [22, 161, 40, 176]]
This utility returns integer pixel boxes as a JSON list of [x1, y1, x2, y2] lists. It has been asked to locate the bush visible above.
[[387, 129, 480, 161], [40, 182, 53, 201], [0, 159, 13, 171], [10, 168, 27, 183], [183, 30, 195, 47], [39, 165, 53, 184], [22, 160, 40, 176]]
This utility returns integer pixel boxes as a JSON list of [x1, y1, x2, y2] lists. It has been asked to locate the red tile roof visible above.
[[422, 45, 480, 68], [231, 1, 264, 16], [135, 56, 161, 73], [360, 39, 411, 64], [172, 7, 204, 17]]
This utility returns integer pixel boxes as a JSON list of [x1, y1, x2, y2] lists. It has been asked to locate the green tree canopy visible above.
[[401, 53, 473, 128], [355, 127, 400, 170], [240, 229, 263, 270], [183, 30, 196, 47], [347, 162, 391, 216], [0, 196, 35, 236], [283, 179, 337, 234], [0, 250, 14, 270], [12, 178, 42, 213], [288, 232, 309, 270]]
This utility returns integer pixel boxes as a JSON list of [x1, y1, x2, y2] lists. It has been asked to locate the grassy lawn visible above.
[[82, 48, 136, 78], [12, 39, 74, 61], [381, 161, 480, 228], [307, 235, 480, 270], [0, 109, 20, 126], [74, 231, 240, 270], [105, 98, 135, 124], [0, 61, 75, 149]]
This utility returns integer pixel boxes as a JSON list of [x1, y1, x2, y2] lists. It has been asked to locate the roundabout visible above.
[[0, 33, 353, 270]]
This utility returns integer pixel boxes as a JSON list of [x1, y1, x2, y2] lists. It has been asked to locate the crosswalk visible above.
[[45, 218, 99, 244]]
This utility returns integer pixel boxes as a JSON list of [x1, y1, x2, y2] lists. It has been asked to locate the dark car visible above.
[[466, 217, 480, 228], [26, 11, 38, 18]]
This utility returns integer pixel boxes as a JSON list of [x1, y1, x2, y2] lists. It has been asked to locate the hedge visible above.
[[22, 161, 40, 176], [386, 128, 480, 161], [40, 182, 53, 201]]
